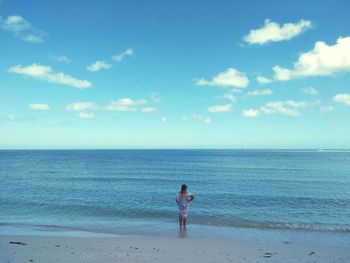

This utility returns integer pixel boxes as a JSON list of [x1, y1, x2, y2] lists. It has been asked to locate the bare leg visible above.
[[179, 215, 183, 226], [182, 216, 187, 228]]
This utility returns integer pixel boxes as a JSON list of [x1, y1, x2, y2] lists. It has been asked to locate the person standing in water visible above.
[[176, 184, 195, 228]]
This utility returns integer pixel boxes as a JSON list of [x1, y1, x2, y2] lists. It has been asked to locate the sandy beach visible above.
[[1, 234, 349, 263]]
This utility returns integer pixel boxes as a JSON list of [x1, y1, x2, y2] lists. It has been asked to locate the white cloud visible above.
[[273, 36, 350, 81], [161, 117, 167, 123], [65, 99, 155, 114], [284, 100, 309, 108], [22, 34, 43, 43], [247, 89, 272, 96], [105, 98, 147, 112], [112, 48, 134, 62], [320, 106, 333, 113], [1, 15, 30, 32], [244, 19, 312, 45], [1, 114, 34, 122], [195, 68, 249, 89], [66, 102, 98, 111], [260, 100, 311, 117], [242, 109, 259, 118], [87, 60, 112, 72], [256, 75, 273, 84], [272, 66, 291, 81], [208, 104, 232, 113], [150, 92, 161, 103], [2, 114, 16, 121], [182, 114, 212, 124], [77, 112, 94, 119], [333, 93, 350, 106], [56, 56, 71, 63], [50, 54, 72, 63], [1, 15, 44, 43], [117, 98, 146, 106], [29, 104, 50, 110], [141, 107, 157, 113], [301, 86, 318, 96], [222, 93, 236, 102], [261, 102, 300, 117], [8, 63, 92, 89]]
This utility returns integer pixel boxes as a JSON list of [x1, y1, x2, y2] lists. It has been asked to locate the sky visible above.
[[0, 0, 350, 149]]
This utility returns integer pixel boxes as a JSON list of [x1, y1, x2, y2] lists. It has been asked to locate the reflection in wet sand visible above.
[[178, 227, 187, 238]]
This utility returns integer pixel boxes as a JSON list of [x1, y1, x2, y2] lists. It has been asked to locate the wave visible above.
[[2, 201, 350, 234], [191, 217, 350, 233], [1, 219, 350, 234]]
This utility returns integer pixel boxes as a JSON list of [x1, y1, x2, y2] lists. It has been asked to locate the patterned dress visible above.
[[176, 191, 193, 217]]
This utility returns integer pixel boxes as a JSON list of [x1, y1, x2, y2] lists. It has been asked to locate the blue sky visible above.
[[0, 0, 349, 149]]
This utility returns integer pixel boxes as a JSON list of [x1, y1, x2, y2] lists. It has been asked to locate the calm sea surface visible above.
[[1, 150, 350, 244]]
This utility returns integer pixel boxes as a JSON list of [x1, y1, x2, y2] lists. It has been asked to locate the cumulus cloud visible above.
[[1, 114, 16, 121], [320, 105, 333, 113], [77, 112, 94, 119], [150, 92, 161, 103], [112, 48, 134, 62], [242, 109, 259, 118], [56, 56, 71, 63], [273, 36, 350, 81], [208, 104, 232, 113], [195, 68, 249, 89], [247, 89, 272, 96], [49, 54, 72, 63], [66, 102, 98, 111], [261, 102, 299, 116], [245, 100, 318, 118], [8, 63, 92, 89], [182, 114, 212, 124], [222, 93, 236, 102], [0, 15, 44, 43], [87, 60, 112, 72], [22, 34, 43, 43], [1, 114, 34, 122], [256, 75, 273, 84], [65, 99, 157, 114], [244, 19, 312, 45], [29, 103, 50, 110], [333, 93, 350, 106], [286, 100, 312, 108], [260, 100, 311, 117], [105, 98, 147, 112], [1, 15, 30, 32], [302, 86, 318, 96]]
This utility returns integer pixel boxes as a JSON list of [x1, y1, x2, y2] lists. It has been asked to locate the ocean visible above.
[[1, 150, 350, 245]]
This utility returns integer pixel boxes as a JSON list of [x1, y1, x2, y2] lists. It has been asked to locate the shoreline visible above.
[[2, 221, 350, 247], [1, 234, 349, 263]]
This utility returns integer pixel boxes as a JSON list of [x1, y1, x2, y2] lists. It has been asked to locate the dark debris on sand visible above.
[[9, 241, 27, 245]]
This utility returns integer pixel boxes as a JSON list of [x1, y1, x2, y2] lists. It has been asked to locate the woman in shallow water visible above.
[[176, 184, 195, 228]]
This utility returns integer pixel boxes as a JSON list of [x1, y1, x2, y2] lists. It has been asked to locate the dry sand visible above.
[[1, 234, 349, 263]]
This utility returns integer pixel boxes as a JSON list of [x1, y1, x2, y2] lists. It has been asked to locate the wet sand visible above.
[[1, 234, 349, 263]]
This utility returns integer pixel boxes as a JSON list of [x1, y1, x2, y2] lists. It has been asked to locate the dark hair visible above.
[[181, 184, 187, 191]]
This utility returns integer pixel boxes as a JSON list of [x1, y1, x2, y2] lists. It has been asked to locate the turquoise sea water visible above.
[[1, 150, 350, 245]]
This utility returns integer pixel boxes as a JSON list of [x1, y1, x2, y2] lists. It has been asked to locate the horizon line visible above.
[[0, 148, 349, 151]]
